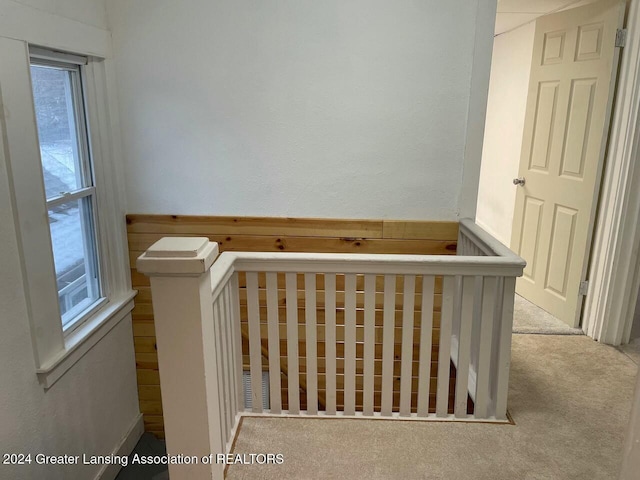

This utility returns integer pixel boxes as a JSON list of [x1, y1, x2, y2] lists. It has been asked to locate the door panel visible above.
[[511, 0, 624, 327]]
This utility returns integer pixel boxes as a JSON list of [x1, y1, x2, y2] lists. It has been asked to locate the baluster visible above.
[[231, 273, 244, 412], [305, 273, 318, 414], [285, 272, 300, 414], [266, 272, 282, 414], [495, 277, 516, 420], [437, 276, 455, 417], [475, 276, 497, 418], [344, 274, 357, 416], [363, 274, 376, 416], [218, 292, 231, 439], [223, 284, 237, 426], [455, 276, 474, 418], [324, 274, 337, 415], [212, 299, 228, 448], [400, 275, 416, 416], [381, 275, 396, 416], [246, 272, 263, 413], [417, 275, 435, 417]]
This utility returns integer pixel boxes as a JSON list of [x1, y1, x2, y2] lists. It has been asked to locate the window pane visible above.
[[48, 197, 100, 329], [31, 65, 87, 198]]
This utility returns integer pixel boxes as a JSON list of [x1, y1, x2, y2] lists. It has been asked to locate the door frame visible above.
[[580, 0, 640, 345]]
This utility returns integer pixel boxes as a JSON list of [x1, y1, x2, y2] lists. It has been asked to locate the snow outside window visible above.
[[30, 55, 102, 332]]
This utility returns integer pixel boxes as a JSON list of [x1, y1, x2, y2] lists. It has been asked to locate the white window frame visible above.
[[30, 49, 107, 333], [0, 37, 135, 389]]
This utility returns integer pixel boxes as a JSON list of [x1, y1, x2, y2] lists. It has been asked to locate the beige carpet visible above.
[[618, 338, 640, 366], [513, 295, 584, 335], [228, 335, 637, 480]]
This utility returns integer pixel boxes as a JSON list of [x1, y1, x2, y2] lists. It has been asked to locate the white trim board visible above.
[[582, 0, 640, 345], [95, 413, 144, 480]]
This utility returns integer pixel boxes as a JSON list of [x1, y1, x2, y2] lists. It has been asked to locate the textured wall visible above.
[[107, 0, 493, 220]]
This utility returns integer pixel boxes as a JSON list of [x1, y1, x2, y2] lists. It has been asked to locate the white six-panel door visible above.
[[511, 0, 625, 327]]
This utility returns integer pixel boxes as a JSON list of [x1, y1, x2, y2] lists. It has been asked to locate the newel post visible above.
[[137, 237, 223, 480]]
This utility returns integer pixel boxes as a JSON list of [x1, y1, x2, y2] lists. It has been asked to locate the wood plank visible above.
[[382, 220, 459, 240], [138, 385, 161, 401], [136, 352, 159, 370], [128, 235, 456, 264], [132, 303, 154, 319], [126, 214, 384, 238], [142, 415, 164, 431], [134, 337, 156, 353], [133, 319, 155, 337], [137, 369, 160, 385], [140, 400, 163, 415], [131, 268, 150, 286]]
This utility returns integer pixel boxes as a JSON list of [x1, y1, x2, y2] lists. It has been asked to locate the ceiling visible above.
[[495, 0, 594, 35]]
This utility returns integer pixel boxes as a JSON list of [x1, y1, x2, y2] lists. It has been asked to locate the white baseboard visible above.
[[95, 413, 144, 480]]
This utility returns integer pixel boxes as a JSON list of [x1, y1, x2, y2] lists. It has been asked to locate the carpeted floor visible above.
[[513, 295, 584, 335], [618, 337, 640, 366], [227, 335, 637, 480]]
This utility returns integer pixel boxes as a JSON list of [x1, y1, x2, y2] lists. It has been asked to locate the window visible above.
[[2, 37, 133, 387], [30, 51, 104, 332]]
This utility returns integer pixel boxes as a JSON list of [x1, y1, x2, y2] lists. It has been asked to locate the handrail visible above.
[[458, 218, 521, 258], [210, 220, 525, 297]]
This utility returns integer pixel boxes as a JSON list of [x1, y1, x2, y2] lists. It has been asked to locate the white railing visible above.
[[137, 219, 524, 480]]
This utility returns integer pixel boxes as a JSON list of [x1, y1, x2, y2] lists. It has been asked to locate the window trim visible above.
[[0, 37, 134, 389], [30, 51, 106, 333]]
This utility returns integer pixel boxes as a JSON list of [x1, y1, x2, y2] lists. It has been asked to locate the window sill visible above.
[[36, 290, 137, 389]]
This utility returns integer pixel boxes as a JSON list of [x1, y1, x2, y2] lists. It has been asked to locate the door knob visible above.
[[513, 177, 526, 186]]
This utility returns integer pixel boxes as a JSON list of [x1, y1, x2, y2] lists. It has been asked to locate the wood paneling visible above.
[[128, 214, 458, 436]]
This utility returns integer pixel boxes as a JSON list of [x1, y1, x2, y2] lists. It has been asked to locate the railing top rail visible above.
[[205, 219, 525, 297], [458, 218, 521, 259], [213, 250, 524, 277]]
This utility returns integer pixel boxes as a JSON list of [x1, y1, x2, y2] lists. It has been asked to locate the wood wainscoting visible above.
[[127, 215, 458, 438]]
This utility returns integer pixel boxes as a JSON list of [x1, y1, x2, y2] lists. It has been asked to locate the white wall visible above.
[[107, 0, 495, 220], [476, 21, 535, 245], [0, 2, 140, 478], [8, 0, 108, 29]]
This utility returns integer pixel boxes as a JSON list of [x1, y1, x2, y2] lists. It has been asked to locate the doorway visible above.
[[476, 0, 624, 328]]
